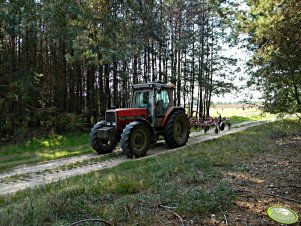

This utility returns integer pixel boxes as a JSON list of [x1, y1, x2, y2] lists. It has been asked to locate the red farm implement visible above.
[[189, 111, 231, 134]]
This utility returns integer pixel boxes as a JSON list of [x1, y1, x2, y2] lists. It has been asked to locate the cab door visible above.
[[154, 89, 171, 126], [132, 89, 154, 122]]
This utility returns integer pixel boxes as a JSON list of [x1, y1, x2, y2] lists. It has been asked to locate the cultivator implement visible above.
[[189, 111, 231, 134]]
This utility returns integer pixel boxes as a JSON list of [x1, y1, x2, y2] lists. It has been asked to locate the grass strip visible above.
[[0, 133, 92, 173]]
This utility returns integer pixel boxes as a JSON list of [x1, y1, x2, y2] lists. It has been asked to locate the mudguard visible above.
[[161, 107, 185, 127]]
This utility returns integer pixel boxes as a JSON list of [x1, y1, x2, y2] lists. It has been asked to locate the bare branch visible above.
[[158, 205, 184, 226], [219, 208, 228, 226], [70, 218, 112, 226]]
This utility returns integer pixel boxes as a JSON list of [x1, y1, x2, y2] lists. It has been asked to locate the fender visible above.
[[161, 107, 185, 127], [134, 118, 158, 143]]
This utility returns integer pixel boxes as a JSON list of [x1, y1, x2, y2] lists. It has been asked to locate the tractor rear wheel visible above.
[[164, 110, 190, 148], [90, 121, 117, 154], [121, 121, 151, 158]]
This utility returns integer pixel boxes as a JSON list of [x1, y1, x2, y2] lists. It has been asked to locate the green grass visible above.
[[210, 104, 276, 124], [0, 119, 300, 226], [227, 113, 274, 124], [0, 133, 93, 173]]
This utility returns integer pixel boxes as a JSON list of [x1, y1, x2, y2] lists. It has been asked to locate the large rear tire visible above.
[[164, 110, 190, 148], [90, 121, 117, 154], [121, 121, 151, 158]]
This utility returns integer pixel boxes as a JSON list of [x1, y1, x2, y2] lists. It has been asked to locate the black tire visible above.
[[164, 110, 190, 148], [215, 127, 219, 134], [90, 121, 117, 154], [121, 121, 151, 158], [219, 122, 225, 131]]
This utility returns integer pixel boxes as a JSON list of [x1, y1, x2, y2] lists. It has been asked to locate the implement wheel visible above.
[[90, 121, 117, 154], [121, 121, 151, 158], [220, 122, 225, 131], [164, 110, 190, 148]]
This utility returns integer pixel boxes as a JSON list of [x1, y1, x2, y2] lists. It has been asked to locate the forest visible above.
[[0, 1, 300, 225], [1, 0, 300, 140]]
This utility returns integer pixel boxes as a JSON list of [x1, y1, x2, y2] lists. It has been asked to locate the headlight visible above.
[[112, 122, 116, 126], [106, 122, 110, 126]]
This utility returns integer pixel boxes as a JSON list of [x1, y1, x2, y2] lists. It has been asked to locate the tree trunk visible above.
[[113, 61, 118, 107], [104, 64, 111, 109]]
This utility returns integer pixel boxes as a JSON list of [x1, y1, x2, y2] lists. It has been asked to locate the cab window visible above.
[[132, 90, 153, 115], [155, 90, 170, 115]]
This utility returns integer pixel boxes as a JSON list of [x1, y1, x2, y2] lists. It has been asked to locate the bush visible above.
[[52, 113, 86, 133]]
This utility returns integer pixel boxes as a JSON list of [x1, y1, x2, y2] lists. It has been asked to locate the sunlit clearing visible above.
[[41, 141, 50, 147], [235, 198, 286, 215], [37, 150, 82, 158], [226, 172, 264, 184]]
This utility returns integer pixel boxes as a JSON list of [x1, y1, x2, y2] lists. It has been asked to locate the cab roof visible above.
[[132, 82, 174, 90]]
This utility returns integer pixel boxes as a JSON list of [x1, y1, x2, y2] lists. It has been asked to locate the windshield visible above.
[[132, 90, 153, 115]]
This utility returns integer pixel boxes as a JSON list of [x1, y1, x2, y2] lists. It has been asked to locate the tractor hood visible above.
[[106, 108, 148, 131], [114, 108, 147, 119]]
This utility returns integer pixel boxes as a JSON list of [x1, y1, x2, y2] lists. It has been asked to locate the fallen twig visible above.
[[158, 205, 184, 226], [70, 218, 112, 226], [280, 185, 301, 189], [158, 218, 165, 225], [264, 193, 301, 204], [157, 204, 176, 209], [234, 190, 301, 204], [219, 208, 228, 226]]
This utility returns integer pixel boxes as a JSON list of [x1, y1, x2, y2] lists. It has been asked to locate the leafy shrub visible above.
[[52, 113, 85, 133]]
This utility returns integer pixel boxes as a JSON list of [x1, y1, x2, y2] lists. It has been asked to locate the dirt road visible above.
[[0, 121, 268, 196]]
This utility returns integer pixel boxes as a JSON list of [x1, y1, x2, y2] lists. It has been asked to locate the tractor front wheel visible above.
[[90, 121, 118, 154], [164, 110, 190, 148], [121, 121, 151, 158]]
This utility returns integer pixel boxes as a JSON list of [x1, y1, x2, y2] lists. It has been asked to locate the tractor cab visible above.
[[131, 82, 174, 126]]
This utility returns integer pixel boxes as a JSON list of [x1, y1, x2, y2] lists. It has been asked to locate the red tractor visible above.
[[90, 82, 190, 158]]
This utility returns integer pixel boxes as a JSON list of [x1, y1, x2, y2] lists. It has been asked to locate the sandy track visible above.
[[0, 121, 268, 196]]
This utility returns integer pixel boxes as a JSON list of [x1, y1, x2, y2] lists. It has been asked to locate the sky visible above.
[[211, 41, 262, 103], [209, 0, 263, 103]]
